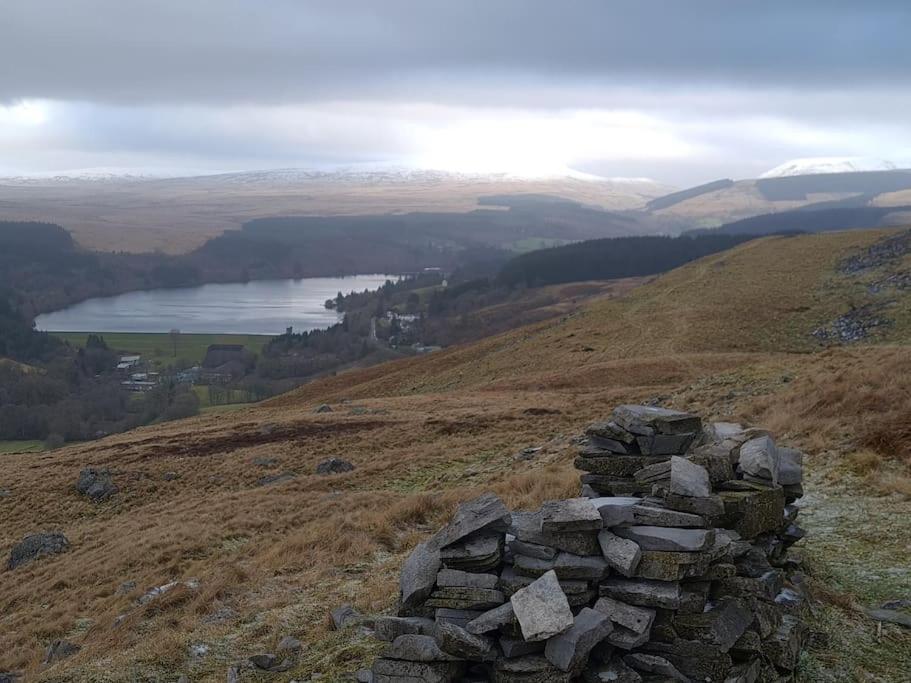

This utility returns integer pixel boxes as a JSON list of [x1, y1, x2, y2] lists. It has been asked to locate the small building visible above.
[[116, 354, 141, 371]]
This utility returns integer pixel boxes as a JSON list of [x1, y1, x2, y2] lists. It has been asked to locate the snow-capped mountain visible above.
[[760, 157, 899, 179]]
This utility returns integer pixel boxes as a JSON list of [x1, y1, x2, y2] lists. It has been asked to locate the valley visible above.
[[3, 228, 910, 680]]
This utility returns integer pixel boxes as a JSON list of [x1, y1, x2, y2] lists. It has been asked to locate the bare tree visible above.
[[169, 328, 180, 357]]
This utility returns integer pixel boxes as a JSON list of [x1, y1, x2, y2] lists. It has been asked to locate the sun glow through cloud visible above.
[[0, 100, 49, 126]]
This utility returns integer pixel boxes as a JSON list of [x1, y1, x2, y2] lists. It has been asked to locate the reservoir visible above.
[[35, 274, 396, 335]]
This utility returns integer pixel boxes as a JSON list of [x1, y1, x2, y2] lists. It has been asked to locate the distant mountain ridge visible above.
[[760, 157, 899, 178]]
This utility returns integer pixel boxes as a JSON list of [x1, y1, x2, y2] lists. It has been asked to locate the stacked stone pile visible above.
[[360, 405, 808, 682]]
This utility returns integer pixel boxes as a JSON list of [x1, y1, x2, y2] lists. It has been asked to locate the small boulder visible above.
[[8, 532, 69, 570], [399, 541, 441, 612], [738, 435, 780, 485], [331, 604, 363, 630], [44, 639, 80, 664], [314, 404, 333, 413], [668, 456, 710, 498], [76, 468, 118, 501], [315, 458, 354, 475], [277, 635, 302, 652], [544, 607, 613, 673]]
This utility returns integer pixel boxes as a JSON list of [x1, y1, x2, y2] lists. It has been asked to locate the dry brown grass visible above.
[[3, 228, 911, 680]]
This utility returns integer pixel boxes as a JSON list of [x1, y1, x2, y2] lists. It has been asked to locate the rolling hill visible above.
[[2, 229, 911, 680]]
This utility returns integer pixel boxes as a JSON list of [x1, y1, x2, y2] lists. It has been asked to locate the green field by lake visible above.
[[54, 332, 273, 369], [0, 440, 45, 454]]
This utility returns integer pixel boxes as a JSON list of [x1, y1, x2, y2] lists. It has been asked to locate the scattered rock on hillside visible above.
[[43, 639, 81, 664], [8, 532, 70, 570], [76, 468, 118, 501], [277, 635, 303, 653], [162, 471, 180, 481], [314, 403, 333, 413], [249, 654, 293, 672], [252, 457, 279, 467], [0, 488, 11, 499], [315, 458, 354, 475], [256, 472, 296, 486], [331, 604, 364, 630], [866, 608, 911, 629], [0, 672, 20, 683]]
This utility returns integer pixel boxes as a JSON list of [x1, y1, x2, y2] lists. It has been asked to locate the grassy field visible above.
[[3, 229, 911, 680], [54, 332, 273, 369], [0, 440, 44, 454]]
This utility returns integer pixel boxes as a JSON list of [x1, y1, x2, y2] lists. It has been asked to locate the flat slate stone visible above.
[[589, 497, 640, 526], [436, 568, 499, 589], [586, 420, 638, 444], [384, 634, 461, 662], [688, 444, 735, 485], [866, 608, 911, 628], [674, 598, 753, 651], [633, 550, 711, 582], [668, 456, 711, 498], [577, 455, 671, 478], [510, 570, 574, 642], [372, 658, 465, 683], [426, 586, 506, 611], [434, 608, 483, 628], [399, 541, 441, 611], [434, 621, 496, 661], [499, 636, 545, 659], [374, 616, 436, 642], [580, 475, 652, 496], [583, 657, 643, 683], [508, 538, 558, 560], [738, 436, 780, 486], [465, 602, 516, 634], [428, 493, 510, 551], [636, 432, 697, 456], [612, 405, 702, 436], [509, 510, 600, 556], [593, 596, 655, 650], [545, 607, 613, 673], [628, 504, 706, 528], [600, 578, 682, 610], [541, 498, 602, 533], [623, 653, 688, 681], [653, 488, 725, 521], [598, 529, 642, 577], [719, 486, 785, 539], [613, 526, 715, 552], [553, 552, 609, 581], [633, 460, 672, 484], [494, 655, 572, 683]]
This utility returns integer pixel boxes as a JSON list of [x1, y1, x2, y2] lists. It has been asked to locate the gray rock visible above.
[[508, 538, 558, 560], [510, 570, 574, 642], [499, 636, 545, 658], [688, 444, 735, 485], [434, 622, 496, 661], [674, 599, 752, 651], [553, 552, 609, 581], [541, 498, 602, 533], [636, 432, 698, 456], [433, 608, 484, 628], [865, 608, 911, 628], [399, 541, 440, 611], [583, 657, 643, 682], [613, 526, 714, 552], [315, 458, 354, 475], [439, 533, 502, 572], [429, 493, 510, 551], [355, 669, 373, 683], [668, 456, 710, 498], [493, 655, 572, 683], [250, 653, 293, 671], [277, 635, 302, 652], [576, 455, 672, 478], [252, 457, 279, 467], [385, 634, 461, 662], [612, 405, 701, 436], [654, 490, 725, 522], [738, 436, 779, 486], [374, 616, 436, 642], [545, 607, 613, 673], [425, 586, 506, 610], [586, 420, 638, 445], [465, 602, 516, 634], [76, 468, 118, 501], [509, 510, 600, 556], [8, 532, 69, 570], [436, 568, 499, 589], [314, 403, 333, 413], [331, 604, 363, 630], [43, 639, 81, 664], [629, 505, 706, 528], [725, 659, 761, 683], [623, 653, 688, 681], [777, 447, 804, 486], [589, 497, 640, 526], [600, 578, 683, 610], [763, 615, 807, 671], [598, 530, 641, 577], [371, 658, 465, 683], [513, 552, 556, 578], [256, 472, 296, 486], [226, 666, 241, 683], [592, 596, 655, 651]]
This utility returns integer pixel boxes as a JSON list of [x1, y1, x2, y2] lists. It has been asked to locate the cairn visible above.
[[361, 405, 807, 682]]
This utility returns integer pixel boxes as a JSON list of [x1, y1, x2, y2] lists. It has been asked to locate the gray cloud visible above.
[[2, 1, 909, 105]]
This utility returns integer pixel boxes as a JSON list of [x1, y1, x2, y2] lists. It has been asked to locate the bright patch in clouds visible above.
[[0, 100, 49, 126]]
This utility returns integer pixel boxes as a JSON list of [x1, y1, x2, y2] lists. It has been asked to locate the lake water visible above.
[[35, 275, 396, 335]]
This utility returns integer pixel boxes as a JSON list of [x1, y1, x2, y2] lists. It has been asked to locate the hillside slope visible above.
[[3, 229, 911, 681]]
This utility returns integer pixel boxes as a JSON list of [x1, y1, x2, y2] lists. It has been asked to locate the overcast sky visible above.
[[1, 0, 910, 185]]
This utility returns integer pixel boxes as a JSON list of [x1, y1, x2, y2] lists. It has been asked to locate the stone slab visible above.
[[510, 570, 574, 642]]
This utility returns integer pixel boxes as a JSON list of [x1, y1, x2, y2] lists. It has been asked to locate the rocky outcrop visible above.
[[76, 468, 118, 501], [315, 458, 355, 475], [7, 532, 70, 570], [353, 405, 809, 681]]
